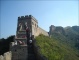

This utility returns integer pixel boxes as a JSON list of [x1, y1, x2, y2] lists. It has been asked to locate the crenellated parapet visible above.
[[0, 51, 12, 60], [9, 14, 49, 60], [18, 15, 30, 20], [18, 15, 38, 23]]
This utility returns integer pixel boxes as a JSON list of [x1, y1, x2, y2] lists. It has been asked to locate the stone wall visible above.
[[32, 26, 49, 37], [10, 41, 28, 60], [0, 51, 12, 60], [30, 15, 49, 37], [11, 45, 28, 60], [37, 27, 49, 36], [17, 15, 49, 37], [31, 15, 49, 37]]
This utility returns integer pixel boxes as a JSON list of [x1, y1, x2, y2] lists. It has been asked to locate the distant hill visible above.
[[51, 26, 79, 51], [35, 26, 79, 60]]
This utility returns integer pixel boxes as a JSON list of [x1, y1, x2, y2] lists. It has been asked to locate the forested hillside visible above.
[[35, 26, 79, 60], [0, 35, 14, 55], [51, 26, 79, 52]]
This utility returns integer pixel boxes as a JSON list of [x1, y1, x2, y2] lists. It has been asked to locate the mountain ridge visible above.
[[35, 25, 79, 60]]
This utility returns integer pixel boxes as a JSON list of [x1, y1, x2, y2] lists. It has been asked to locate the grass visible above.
[[35, 34, 79, 60]]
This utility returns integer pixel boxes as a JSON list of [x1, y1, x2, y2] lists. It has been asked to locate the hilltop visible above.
[[35, 26, 79, 60]]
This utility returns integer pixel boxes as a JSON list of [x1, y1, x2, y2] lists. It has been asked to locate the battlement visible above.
[[18, 15, 38, 23], [18, 15, 30, 19], [8, 15, 50, 60], [0, 51, 12, 60]]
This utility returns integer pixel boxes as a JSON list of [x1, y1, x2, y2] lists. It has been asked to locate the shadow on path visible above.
[[27, 44, 37, 60]]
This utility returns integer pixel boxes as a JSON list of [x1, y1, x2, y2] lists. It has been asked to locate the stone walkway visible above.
[[27, 44, 36, 60]]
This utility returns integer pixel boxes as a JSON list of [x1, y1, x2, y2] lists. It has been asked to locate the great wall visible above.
[[0, 15, 53, 60]]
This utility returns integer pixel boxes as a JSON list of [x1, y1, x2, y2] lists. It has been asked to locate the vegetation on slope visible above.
[[51, 26, 79, 52], [35, 34, 79, 60]]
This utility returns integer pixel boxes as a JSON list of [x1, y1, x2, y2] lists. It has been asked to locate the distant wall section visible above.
[[33, 26, 49, 37], [38, 27, 49, 36]]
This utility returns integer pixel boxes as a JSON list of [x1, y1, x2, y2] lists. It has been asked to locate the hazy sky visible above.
[[0, 0, 79, 38]]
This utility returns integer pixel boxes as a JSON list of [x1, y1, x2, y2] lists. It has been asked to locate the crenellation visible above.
[[29, 15, 32, 17], [18, 15, 38, 24], [0, 15, 53, 60], [18, 15, 29, 20], [18, 16, 20, 19], [1, 15, 51, 60], [0, 51, 12, 60], [25, 15, 29, 18], [4, 51, 12, 60], [21, 16, 25, 18], [0, 55, 4, 60], [10, 14, 28, 60]]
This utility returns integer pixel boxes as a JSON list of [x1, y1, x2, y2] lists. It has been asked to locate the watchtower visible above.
[[10, 15, 39, 60], [17, 15, 38, 37]]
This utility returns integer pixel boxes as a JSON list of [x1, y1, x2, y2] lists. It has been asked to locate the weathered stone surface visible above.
[[11, 45, 28, 60], [0, 15, 49, 60], [0, 51, 12, 60], [0, 55, 4, 60], [17, 15, 49, 37]]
